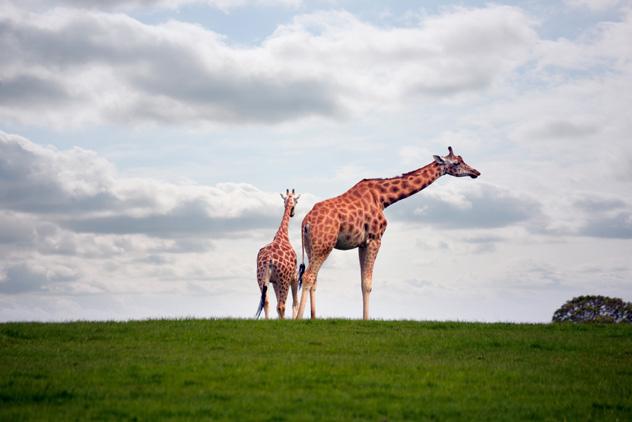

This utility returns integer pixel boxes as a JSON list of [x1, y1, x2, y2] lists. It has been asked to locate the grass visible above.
[[1, 319, 631, 421]]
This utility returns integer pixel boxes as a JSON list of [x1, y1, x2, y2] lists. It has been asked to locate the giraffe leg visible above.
[[359, 239, 381, 320], [296, 271, 312, 320], [256, 258, 271, 319], [291, 275, 299, 319], [310, 282, 317, 320], [295, 219, 337, 320], [273, 281, 289, 319], [296, 255, 329, 319], [264, 290, 270, 320]]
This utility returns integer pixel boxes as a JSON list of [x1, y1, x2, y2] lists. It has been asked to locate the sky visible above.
[[1, 0, 631, 322]]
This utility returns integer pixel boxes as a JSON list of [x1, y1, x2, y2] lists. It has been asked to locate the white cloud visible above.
[[564, 0, 622, 11], [0, 262, 78, 294], [0, 132, 280, 235], [387, 182, 543, 231], [0, 4, 537, 127], [6, 0, 304, 13], [264, 7, 536, 101], [0, 131, 308, 302], [537, 7, 632, 72]]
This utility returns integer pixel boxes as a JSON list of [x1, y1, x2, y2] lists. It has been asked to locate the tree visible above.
[[552, 295, 632, 323]]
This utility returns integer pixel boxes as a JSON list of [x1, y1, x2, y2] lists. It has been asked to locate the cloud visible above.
[[575, 196, 632, 239], [0, 213, 37, 246], [62, 200, 276, 238], [579, 212, 632, 239], [0, 74, 72, 106], [0, 131, 280, 238], [536, 7, 632, 72], [0, 4, 537, 127], [564, 0, 622, 11], [0, 131, 294, 297], [0, 6, 341, 126], [7, 0, 303, 12], [388, 183, 541, 230], [265, 7, 536, 99], [575, 197, 627, 212], [0, 133, 119, 214], [526, 120, 600, 140], [0, 262, 77, 294]]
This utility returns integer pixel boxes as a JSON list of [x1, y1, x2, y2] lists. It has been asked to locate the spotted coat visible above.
[[295, 147, 480, 320], [256, 191, 299, 319]]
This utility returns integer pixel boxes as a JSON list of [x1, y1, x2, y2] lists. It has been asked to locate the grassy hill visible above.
[[1, 319, 631, 420]]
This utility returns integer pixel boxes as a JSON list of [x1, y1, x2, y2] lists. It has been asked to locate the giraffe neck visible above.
[[377, 161, 444, 209], [273, 204, 292, 242]]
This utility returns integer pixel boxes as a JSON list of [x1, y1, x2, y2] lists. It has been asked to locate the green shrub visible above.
[[552, 295, 632, 323]]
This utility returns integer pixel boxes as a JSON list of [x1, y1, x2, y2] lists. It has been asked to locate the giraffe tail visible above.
[[255, 261, 272, 319], [298, 264, 305, 290]]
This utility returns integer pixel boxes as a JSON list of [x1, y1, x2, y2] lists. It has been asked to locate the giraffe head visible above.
[[433, 146, 480, 179], [280, 188, 301, 217]]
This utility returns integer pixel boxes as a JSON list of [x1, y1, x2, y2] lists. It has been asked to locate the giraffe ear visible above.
[[433, 155, 445, 164], [280, 193, 286, 200], [295, 194, 301, 201]]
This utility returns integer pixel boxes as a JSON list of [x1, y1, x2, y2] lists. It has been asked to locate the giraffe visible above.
[[295, 146, 480, 320], [255, 189, 301, 319]]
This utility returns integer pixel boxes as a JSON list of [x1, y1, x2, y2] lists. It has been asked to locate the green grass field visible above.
[[1, 319, 631, 421]]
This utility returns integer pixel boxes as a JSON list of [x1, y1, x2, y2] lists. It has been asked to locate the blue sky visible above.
[[1, 0, 631, 321]]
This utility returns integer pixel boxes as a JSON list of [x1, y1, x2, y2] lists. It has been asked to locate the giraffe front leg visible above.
[[310, 282, 317, 320], [277, 303, 286, 320], [359, 239, 381, 320]]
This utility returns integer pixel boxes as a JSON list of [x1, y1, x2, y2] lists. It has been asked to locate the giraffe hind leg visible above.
[[296, 256, 329, 320], [273, 280, 287, 319], [255, 284, 268, 319], [256, 261, 272, 319], [295, 219, 336, 320], [291, 274, 299, 319]]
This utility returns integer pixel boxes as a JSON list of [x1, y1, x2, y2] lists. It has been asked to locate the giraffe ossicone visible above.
[[295, 146, 480, 320], [255, 188, 301, 319]]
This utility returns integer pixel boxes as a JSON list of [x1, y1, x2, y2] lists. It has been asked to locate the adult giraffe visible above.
[[295, 146, 480, 320]]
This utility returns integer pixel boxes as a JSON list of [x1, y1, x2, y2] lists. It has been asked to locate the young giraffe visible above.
[[255, 189, 301, 319], [295, 146, 480, 320]]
